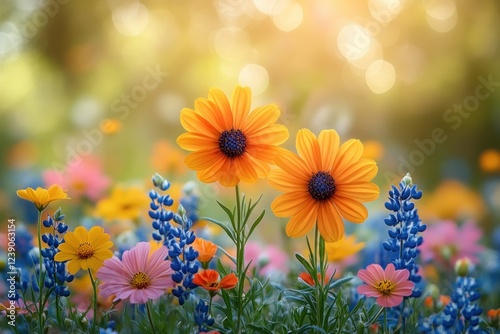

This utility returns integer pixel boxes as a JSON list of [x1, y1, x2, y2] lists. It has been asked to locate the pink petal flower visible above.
[[96, 242, 173, 304], [357, 263, 414, 308]]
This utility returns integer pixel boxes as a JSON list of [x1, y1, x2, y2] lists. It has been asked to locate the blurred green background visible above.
[[1, 0, 499, 229]]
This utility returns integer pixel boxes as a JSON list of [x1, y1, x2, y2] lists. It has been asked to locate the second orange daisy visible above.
[[269, 129, 379, 242]]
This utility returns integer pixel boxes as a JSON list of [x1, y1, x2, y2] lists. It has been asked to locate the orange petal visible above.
[[332, 139, 364, 176], [269, 168, 307, 192], [247, 124, 289, 146], [334, 196, 368, 223], [231, 86, 251, 129], [195, 98, 227, 132], [180, 108, 220, 136], [234, 155, 258, 183], [219, 273, 238, 289], [177, 133, 217, 151], [196, 155, 228, 184], [317, 201, 344, 242], [336, 159, 378, 184], [245, 153, 271, 178], [285, 200, 318, 238], [242, 104, 280, 135], [185, 149, 224, 171], [275, 149, 311, 181], [296, 129, 321, 172], [318, 130, 340, 171], [216, 159, 240, 187], [335, 182, 380, 202], [208, 88, 233, 129], [271, 192, 312, 217], [246, 144, 279, 164]]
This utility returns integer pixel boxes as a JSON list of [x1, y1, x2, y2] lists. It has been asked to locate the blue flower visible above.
[[383, 173, 425, 298], [40, 208, 74, 297]]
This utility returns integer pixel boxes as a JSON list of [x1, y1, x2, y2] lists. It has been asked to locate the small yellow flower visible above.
[[325, 234, 365, 262], [17, 185, 70, 211], [55, 226, 113, 274]]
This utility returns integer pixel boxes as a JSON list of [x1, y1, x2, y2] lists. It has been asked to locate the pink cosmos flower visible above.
[[420, 220, 484, 268], [96, 242, 174, 304], [357, 263, 414, 307], [43, 156, 110, 202]]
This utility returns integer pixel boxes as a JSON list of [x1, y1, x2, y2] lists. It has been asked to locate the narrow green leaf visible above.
[[246, 209, 265, 242], [216, 201, 236, 221], [202, 217, 235, 243], [295, 253, 315, 275], [329, 276, 353, 289], [217, 247, 237, 266]]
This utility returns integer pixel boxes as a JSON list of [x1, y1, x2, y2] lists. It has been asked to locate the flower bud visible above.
[[455, 257, 472, 277]]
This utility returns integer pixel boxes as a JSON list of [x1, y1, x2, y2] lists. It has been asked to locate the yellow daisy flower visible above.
[[17, 184, 70, 212], [94, 186, 149, 221], [269, 129, 379, 242], [177, 85, 289, 187], [55, 226, 113, 274]]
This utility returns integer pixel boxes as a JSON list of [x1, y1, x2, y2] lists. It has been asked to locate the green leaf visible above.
[[202, 217, 235, 243], [217, 248, 236, 266], [295, 253, 315, 275], [329, 276, 353, 289], [216, 258, 230, 275], [246, 209, 265, 243]]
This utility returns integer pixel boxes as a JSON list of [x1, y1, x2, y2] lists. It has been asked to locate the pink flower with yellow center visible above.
[[357, 263, 414, 307], [96, 242, 174, 304]]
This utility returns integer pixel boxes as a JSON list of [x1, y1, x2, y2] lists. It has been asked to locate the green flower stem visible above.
[[313, 224, 326, 330], [146, 301, 157, 334], [384, 307, 388, 334], [88, 269, 98, 334], [234, 184, 244, 334], [36, 209, 45, 333]]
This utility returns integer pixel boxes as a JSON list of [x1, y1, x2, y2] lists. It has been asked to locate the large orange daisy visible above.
[[269, 129, 379, 242], [176, 85, 289, 187]]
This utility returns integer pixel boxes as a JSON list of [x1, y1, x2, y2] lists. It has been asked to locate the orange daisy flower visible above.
[[269, 129, 379, 242], [193, 269, 238, 293], [177, 85, 289, 187]]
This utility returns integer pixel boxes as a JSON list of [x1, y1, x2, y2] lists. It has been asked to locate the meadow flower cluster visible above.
[[2, 85, 499, 334]]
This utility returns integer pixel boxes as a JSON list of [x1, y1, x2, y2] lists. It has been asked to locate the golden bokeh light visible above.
[[365, 59, 396, 94]]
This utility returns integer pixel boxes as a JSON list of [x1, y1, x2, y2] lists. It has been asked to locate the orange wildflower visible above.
[[193, 269, 238, 293], [177, 85, 289, 187], [192, 238, 218, 263], [298, 272, 329, 286], [269, 129, 379, 242]]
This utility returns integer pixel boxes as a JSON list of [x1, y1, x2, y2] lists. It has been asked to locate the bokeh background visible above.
[[1, 0, 499, 253]]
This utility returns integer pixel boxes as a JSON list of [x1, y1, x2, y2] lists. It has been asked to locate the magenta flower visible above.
[[96, 242, 174, 304], [43, 156, 110, 202], [420, 220, 484, 268], [357, 263, 414, 307]]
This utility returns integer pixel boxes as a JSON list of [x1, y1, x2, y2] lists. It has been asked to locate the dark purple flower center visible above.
[[218, 129, 247, 158], [308, 171, 336, 201]]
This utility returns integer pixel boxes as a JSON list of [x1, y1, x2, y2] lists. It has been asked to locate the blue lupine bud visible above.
[[149, 210, 159, 219], [149, 190, 158, 199]]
